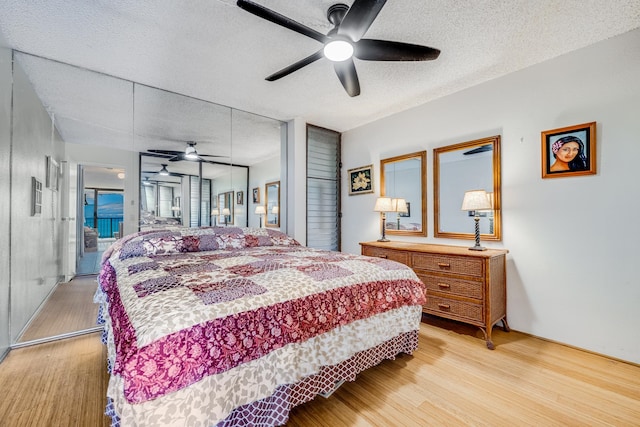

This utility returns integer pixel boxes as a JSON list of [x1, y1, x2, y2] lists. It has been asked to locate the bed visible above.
[[96, 226, 426, 426]]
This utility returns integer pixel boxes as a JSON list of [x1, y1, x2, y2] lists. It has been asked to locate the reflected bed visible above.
[[96, 227, 425, 426]]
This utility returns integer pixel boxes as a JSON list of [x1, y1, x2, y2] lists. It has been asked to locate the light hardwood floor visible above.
[[1, 315, 639, 426], [18, 276, 100, 343]]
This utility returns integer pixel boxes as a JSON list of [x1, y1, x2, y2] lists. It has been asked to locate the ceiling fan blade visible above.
[[266, 50, 324, 81], [334, 58, 361, 97], [338, 0, 386, 42], [354, 39, 440, 61], [237, 0, 327, 44], [143, 152, 175, 159], [198, 154, 227, 158], [147, 149, 182, 155]]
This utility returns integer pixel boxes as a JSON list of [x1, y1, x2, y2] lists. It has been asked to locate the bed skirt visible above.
[[106, 330, 418, 427]]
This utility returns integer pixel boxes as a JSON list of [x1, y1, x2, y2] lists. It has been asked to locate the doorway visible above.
[[77, 166, 125, 276]]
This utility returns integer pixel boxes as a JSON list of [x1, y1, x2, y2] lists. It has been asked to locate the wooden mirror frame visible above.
[[433, 135, 501, 241], [380, 151, 427, 237], [265, 180, 280, 228]]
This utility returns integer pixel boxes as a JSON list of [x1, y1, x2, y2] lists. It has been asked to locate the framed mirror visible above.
[[265, 181, 280, 228], [218, 191, 234, 226], [434, 135, 501, 240], [380, 151, 427, 236]]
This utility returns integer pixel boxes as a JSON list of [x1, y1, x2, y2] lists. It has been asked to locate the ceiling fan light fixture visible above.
[[324, 39, 353, 62], [159, 164, 170, 176], [185, 144, 198, 160]]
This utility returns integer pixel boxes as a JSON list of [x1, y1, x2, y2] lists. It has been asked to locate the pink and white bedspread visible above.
[[97, 227, 426, 426]]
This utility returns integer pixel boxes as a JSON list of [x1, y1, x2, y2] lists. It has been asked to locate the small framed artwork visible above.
[[541, 122, 596, 179], [252, 187, 260, 204], [348, 164, 374, 195], [31, 177, 42, 216], [237, 191, 244, 205], [46, 156, 59, 191], [399, 202, 410, 217]]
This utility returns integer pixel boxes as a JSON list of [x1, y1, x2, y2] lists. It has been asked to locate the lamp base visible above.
[[377, 237, 390, 242], [469, 245, 487, 251]]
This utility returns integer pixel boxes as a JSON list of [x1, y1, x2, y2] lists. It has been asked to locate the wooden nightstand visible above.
[[361, 241, 509, 349]]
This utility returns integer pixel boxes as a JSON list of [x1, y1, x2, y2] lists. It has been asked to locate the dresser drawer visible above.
[[418, 273, 483, 299], [424, 295, 483, 322], [362, 246, 409, 265], [412, 253, 483, 277]]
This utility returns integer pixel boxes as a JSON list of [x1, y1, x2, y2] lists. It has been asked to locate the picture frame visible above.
[[347, 164, 374, 195], [46, 156, 59, 190], [237, 191, 244, 205], [31, 177, 42, 216], [541, 122, 596, 179], [252, 187, 260, 204]]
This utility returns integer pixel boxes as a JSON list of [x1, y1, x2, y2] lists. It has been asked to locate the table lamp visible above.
[[461, 190, 491, 251], [255, 205, 266, 228], [374, 197, 394, 242]]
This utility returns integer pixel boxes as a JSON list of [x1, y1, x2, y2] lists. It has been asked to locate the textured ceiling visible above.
[[1, 0, 639, 164]]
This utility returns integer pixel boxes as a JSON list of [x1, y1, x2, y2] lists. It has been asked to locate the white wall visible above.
[[9, 56, 66, 342], [341, 29, 640, 364]]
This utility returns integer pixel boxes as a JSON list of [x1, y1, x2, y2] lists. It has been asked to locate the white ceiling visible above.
[[1, 0, 639, 165]]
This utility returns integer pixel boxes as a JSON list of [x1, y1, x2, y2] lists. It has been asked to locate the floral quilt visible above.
[[98, 227, 426, 426]]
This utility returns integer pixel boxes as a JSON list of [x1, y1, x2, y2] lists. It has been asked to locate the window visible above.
[[306, 125, 341, 251]]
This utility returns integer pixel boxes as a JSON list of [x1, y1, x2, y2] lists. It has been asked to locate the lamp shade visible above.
[[222, 208, 231, 216], [254, 206, 266, 215], [394, 198, 408, 214], [374, 197, 394, 212], [210, 208, 219, 216], [461, 190, 492, 211]]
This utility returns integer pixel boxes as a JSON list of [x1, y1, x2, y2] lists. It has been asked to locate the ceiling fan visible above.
[[146, 142, 225, 162], [142, 165, 186, 178], [237, 0, 441, 97]]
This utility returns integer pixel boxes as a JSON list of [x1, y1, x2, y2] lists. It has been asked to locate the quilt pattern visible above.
[[98, 227, 426, 410]]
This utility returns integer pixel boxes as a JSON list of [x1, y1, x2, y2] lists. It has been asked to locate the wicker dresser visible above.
[[360, 241, 509, 349]]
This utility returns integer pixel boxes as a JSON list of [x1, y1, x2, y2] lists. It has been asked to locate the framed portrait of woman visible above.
[[541, 122, 596, 179]]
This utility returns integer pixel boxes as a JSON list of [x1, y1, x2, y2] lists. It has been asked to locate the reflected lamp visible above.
[[394, 198, 408, 230], [255, 205, 266, 228], [222, 207, 231, 226], [210, 208, 219, 226]]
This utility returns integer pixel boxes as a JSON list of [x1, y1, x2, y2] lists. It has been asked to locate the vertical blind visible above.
[[306, 126, 340, 251], [189, 176, 211, 227]]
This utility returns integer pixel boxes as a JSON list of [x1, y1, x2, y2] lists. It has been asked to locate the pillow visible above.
[[117, 227, 299, 260]]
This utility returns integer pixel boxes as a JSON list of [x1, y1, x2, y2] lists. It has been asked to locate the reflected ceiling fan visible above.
[[237, 0, 441, 96], [142, 164, 186, 178], [146, 142, 225, 162]]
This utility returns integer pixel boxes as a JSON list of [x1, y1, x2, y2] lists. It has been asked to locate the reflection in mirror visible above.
[[217, 191, 234, 225], [7, 52, 282, 346], [265, 181, 280, 228], [434, 135, 501, 240], [380, 151, 427, 236]]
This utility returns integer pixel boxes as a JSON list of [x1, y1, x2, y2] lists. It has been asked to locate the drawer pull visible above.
[[438, 283, 451, 289], [437, 303, 451, 310], [376, 255, 388, 259], [437, 262, 450, 268]]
